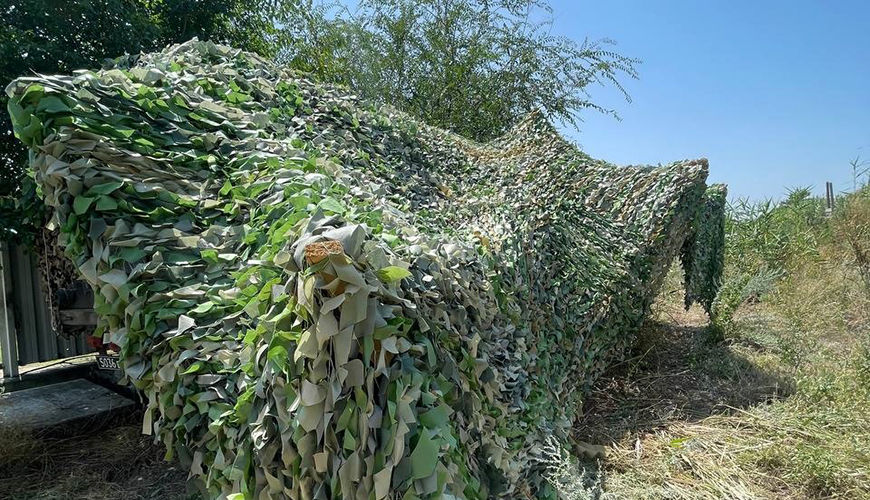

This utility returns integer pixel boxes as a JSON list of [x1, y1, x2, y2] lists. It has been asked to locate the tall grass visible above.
[[712, 187, 830, 335], [583, 186, 870, 499]]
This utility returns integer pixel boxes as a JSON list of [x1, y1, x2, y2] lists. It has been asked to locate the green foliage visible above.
[[141, 0, 293, 58], [7, 40, 718, 498], [285, 0, 640, 142], [726, 187, 827, 276], [710, 187, 830, 335], [831, 186, 870, 294]]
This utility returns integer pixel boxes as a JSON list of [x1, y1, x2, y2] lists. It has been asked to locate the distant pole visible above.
[[825, 181, 834, 217]]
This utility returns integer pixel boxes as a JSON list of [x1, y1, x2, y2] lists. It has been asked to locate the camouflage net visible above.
[[7, 40, 725, 499], [682, 184, 728, 314]]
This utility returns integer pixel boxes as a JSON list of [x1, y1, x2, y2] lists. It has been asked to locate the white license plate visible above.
[[96, 355, 120, 370]]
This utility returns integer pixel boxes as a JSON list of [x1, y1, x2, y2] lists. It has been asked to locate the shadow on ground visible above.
[[0, 411, 190, 500], [575, 305, 794, 446]]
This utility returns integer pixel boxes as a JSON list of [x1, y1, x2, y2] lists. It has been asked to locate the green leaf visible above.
[[36, 95, 70, 114], [73, 196, 95, 215], [318, 196, 345, 214], [134, 136, 155, 147], [376, 266, 411, 283], [200, 249, 219, 263], [191, 302, 215, 314], [410, 430, 439, 479], [267, 345, 288, 370], [117, 247, 147, 263], [182, 361, 204, 375], [419, 404, 450, 429], [21, 83, 44, 103], [88, 181, 124, 195], [95, 196, 118, 211]]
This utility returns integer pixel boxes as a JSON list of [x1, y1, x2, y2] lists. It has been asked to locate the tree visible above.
[[282, 0, 639, 142], [141, 0, 301, 60]]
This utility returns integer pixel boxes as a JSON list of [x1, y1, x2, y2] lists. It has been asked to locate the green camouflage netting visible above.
[[682, 184, 728, 314], [7, 40, 725, 499]]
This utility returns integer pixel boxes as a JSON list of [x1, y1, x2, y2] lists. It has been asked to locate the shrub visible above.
[[831, 187, 870, 294]]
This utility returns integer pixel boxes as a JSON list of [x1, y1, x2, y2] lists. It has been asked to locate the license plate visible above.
[[96, 355, 120, 371]]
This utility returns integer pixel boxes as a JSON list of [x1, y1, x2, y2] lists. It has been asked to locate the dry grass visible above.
[[572, 259, 870, 499], [0, 412, 190, 500]]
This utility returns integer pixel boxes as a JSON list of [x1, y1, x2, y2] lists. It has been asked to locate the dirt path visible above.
[[567, 277, 870, 500]]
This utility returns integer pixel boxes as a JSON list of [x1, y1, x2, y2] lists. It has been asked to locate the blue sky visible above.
[[548, 0, 870, 200]]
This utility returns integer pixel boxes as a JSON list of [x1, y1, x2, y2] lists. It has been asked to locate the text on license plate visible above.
[[96, 355, 120, 370]]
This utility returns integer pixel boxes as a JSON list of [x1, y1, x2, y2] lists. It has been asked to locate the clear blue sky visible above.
[[548, 0, 870, 200]]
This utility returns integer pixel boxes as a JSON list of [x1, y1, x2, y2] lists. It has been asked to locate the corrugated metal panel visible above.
[[11, 245, 39, 364], [1, 243, 18, 378], [29, 250, 59, 360], [7, 244, 92, 365]]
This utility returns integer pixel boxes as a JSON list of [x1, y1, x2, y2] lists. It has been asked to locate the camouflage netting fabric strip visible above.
[[7, 40, 725, 499], [682, 184, 728, 314]]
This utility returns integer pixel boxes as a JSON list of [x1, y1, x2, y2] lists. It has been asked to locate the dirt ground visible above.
[[576, 302, 791, 446], [0, 411, 189, 500]]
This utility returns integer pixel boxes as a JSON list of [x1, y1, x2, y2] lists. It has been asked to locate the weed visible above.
[[832, 188, 870, 294], [540, 435, 604, 500]]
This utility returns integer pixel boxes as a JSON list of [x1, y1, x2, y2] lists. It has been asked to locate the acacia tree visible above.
[[283, 0, 640, 141]]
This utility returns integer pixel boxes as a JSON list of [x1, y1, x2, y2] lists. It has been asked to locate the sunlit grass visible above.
[[575, 190, 870, 499]]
